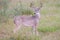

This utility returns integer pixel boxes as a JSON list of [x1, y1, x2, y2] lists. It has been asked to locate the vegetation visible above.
[[0, 0, 60, 40]]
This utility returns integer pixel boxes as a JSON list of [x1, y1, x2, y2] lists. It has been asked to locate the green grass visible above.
[[15, 35, 40, 40], [38, 26, 60, 32], [0, 0, 60, 40]]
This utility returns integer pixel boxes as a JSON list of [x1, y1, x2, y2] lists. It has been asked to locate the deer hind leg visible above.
[[13, 22, 21, 33]]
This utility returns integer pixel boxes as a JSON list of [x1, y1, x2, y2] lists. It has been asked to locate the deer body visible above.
[[13, 12, 40, 35], [14, 12, 40, 27], [13, 2, 42, 35]]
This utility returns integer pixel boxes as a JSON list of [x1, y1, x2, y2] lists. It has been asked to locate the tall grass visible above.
[[0, 0, 60, 40]]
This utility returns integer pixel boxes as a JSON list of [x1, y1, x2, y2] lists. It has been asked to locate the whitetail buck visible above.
[[13, 2, 42, 35]]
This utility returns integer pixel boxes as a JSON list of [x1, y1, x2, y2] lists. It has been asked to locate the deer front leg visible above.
[[32, 26, 39, 36]]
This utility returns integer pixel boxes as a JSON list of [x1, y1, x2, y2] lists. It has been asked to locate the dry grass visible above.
[[0, 0, 60, 40]]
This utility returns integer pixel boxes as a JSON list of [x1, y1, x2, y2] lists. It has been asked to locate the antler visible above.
[[39, 2, 43, 8], [30, 1, 43, 11], [30, 2, 33, 7], [30, 1, 35, 8]]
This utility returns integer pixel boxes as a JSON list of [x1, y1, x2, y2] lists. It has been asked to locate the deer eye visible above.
[[34, 13, 36, 14]]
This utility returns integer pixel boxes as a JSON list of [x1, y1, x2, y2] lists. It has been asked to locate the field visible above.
[[0, 0, 60, 40]]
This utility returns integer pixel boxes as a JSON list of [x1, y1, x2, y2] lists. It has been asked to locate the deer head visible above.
[[30, 2, 43, 13]]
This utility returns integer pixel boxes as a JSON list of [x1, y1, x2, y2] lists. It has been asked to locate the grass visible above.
[[38, 26, 60, 32], [0, 0, 60, 40]]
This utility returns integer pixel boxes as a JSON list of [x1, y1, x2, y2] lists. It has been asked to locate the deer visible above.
[[13, 2, 42, 35]]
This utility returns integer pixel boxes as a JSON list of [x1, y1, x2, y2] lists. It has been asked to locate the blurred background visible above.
[[0, 0, 60, 40]]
